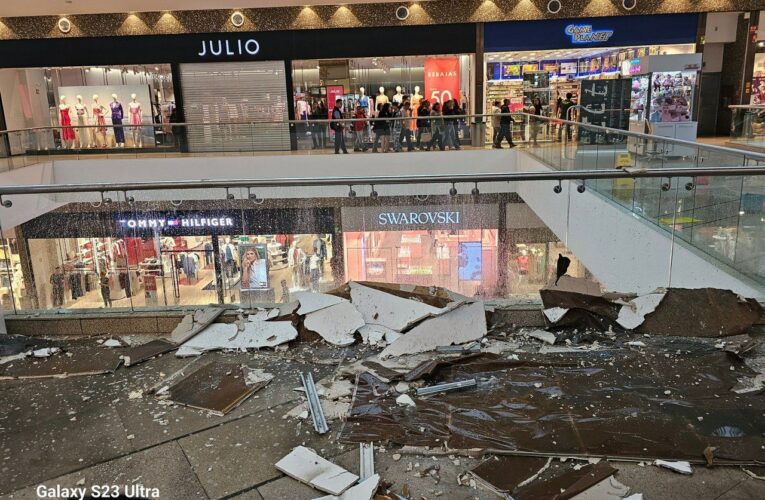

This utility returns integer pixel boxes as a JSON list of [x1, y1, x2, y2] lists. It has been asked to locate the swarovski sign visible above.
[[198, 38, 260, 57], [119, 217, 235, 229], [377, 211, 461, 226]]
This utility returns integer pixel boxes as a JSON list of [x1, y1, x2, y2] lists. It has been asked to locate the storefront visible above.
[[483, 14, 699, 143], [0, 23, 476, 153], [342, 204, 499, 298], [7, 206, 337, 312]]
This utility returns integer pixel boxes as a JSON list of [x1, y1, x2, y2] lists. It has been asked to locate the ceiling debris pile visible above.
[[2, 279, 764, 498]]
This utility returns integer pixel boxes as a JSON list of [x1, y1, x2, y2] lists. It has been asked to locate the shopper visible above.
[[331, 98, 348, 154], [99, 271, 112, 308], [390, 102, 402, 152], [312, 100, 328, 149], [429, 102, 445, 151], [495, 98, 516, 148], [490, 100, 502, 148], [372, 102, 392, 153], [529, 96, 543, 146], [352, 105, 367, 152], [443, 100, 460, 150], [416, 100, 431, 150], [50, 266, 65, 308], [309, 251, 322, 291], [558, 92, 575, 141], [399, 101, 414, 152]]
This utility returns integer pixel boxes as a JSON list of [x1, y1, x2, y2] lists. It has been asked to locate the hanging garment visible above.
[[183, 254, 196, 279], [111, 102, 125, 143], [60, 108, 75, 141]]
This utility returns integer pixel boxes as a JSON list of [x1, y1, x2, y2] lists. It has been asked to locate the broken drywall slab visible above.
[[32, 347, 61, 358], [731, 374, 765, 394], [350, 281, 445, 332], [380, 301, 487, 358], [166, 362, 269, 416], [121, 339, 176, 367], [513, 462, 618, 499], [570, 475, 631, 499], [176, 321, 297, 357], [295, 292, 347, 315], [543, 307, 569, 324], [470, 456, 551, 494], [243, 367, 274, 386], [654, 460, 693, 475], [358, 324, 396, 346], [170, 308, 225, 344], [616, 292, 666, 330], [248, 309, 280, 322], [304, 301, 365, 347], [0, 344, 122, 380], [313, 474, 380, 500], [275, 446, 359, 495], [395, 394, 416, 407], [286, 400, 350, 421], [100, 338, 123, 348], [0, 334, 58, 356], [638, 288, 763, 337], [526, 329, 556, 345]]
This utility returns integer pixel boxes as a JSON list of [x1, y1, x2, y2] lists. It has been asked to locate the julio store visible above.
[[0, 23, 476, 155], [8, 206, 336, 313], [483, 14, 699, 143]]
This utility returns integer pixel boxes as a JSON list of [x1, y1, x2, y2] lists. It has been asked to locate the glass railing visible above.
[[729, 105, 765, 150], [518, 113, 765, 291], [0, 165, 763, 317]]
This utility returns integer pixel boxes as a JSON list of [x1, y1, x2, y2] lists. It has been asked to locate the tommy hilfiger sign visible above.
[[119, 217, 235, 229]]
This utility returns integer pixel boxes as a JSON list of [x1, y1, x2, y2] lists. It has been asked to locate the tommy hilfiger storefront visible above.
[[9, 206, 337, 312]]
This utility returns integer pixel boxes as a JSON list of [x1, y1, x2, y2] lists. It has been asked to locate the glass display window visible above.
[[648, 71, 695, 123]]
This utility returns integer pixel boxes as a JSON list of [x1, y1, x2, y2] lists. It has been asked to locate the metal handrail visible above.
[[5, 111, 765, 163], [0, 166, 763, 197]]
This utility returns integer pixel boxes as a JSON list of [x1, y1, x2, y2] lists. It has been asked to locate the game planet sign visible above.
[[565, 24, 614, 44]]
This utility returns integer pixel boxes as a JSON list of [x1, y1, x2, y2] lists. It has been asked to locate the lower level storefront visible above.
[[0, 198, 592, 313]]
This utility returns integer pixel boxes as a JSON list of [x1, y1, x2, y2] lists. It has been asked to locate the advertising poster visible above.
[[487, 62, 502, 81], [509, 96, 525, 112], [240, 243, 269, 290], [559, 61, 578, 75], [458, 242, 482, 281], [424, 57, 461, 104], [751, 54, 765, 104], [541, 61, 559, 74], [502, 63, 521, 79], [522, 63, 540, 74]]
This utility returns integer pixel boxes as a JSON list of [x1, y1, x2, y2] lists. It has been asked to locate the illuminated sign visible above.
[[628, 59, 642, 75], [119, 217, 235, 229], [565, 24, 614, 44], [198, 38, 260, 57], [377, 211, 461, 226]]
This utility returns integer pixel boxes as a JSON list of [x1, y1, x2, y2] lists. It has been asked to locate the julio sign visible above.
[[197, 38, 260, 57], [424, 57, 461, 104]]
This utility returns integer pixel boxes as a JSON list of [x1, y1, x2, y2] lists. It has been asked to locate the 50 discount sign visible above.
[[424, 58, 461, 105]]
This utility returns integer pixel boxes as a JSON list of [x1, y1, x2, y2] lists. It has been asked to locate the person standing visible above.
[[312, 100, 328, 149], [429, 102, 445, 151], [352, 105, 367, 152], [495, 98, 516, 148], [558, 92, 575, 141], [443, 100, 460, 150], [490, 100, 502, 148], [390, 102, 402, 152], [373, 103, 392, 153], [398, 101, 414, 152], [50, 267, 65, 308], [416, 100, 431, 150], [331, 98, 348, 154], [529, 97, 543, 146], [99, 271, 112, 308]]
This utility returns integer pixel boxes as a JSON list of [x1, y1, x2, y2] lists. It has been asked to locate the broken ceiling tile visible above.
[[380, 301, 487, 358], [395, 394, 416, 407], [570, 475, 631, 499], [294, 291, 347, 315], [350, 281, 445, 332], [0, 344, 121, 380], [166, 362, 269, 416], [243, 367, 274, 386], [313, 474, 380, 500], [120, 339, 176, 367], [543, 307, 569, 323], [170, 308, 225, 344], [616, 293, 666, 330], [176, 321, 297, 357], [653, 460, 693, 475], [275, 446, 359, 495], [100, 338, 123, 348], [470, 456, 551, 494], [304, 301, 365, 347], [514, 462, 618, 500], [358, 324, 394, 346], [32, 347, 61, 358], [527, 329, 557, 345]]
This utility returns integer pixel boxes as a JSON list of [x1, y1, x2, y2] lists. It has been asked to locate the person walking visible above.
[[50, 266, 65, 308], [495, 98, 516, 148], [398, 101, 414, 152], [331, 98, 348, 154], [312, 100, 328, 149], [429, 102, 445, 151], [352, 105, 367, 152], [416, 100, 431, 150], [529, 96, 543, 146], [99, 271, 112, 308], [443, 100, 461, 150], [390, 102, 402, 152], [372, 102, 392, 153]]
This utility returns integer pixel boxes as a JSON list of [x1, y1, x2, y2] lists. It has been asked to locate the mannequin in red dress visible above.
[[91, 94, 109, 148], [58, 96, 75, 148]]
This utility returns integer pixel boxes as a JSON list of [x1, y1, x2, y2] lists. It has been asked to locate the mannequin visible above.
[[295, 96, 311, 120], [287, 239, 306, 289], [392, 86, 404, 104], [74, 95, 90, 148], [110, 94, 125, 147], [375, 86, 388, 115], [58, 96, 75, 149], [411, 86, 423, 129], [358, 87, 369, 111], [128, 93, 142, 148], [91, 95, 108, 148]]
